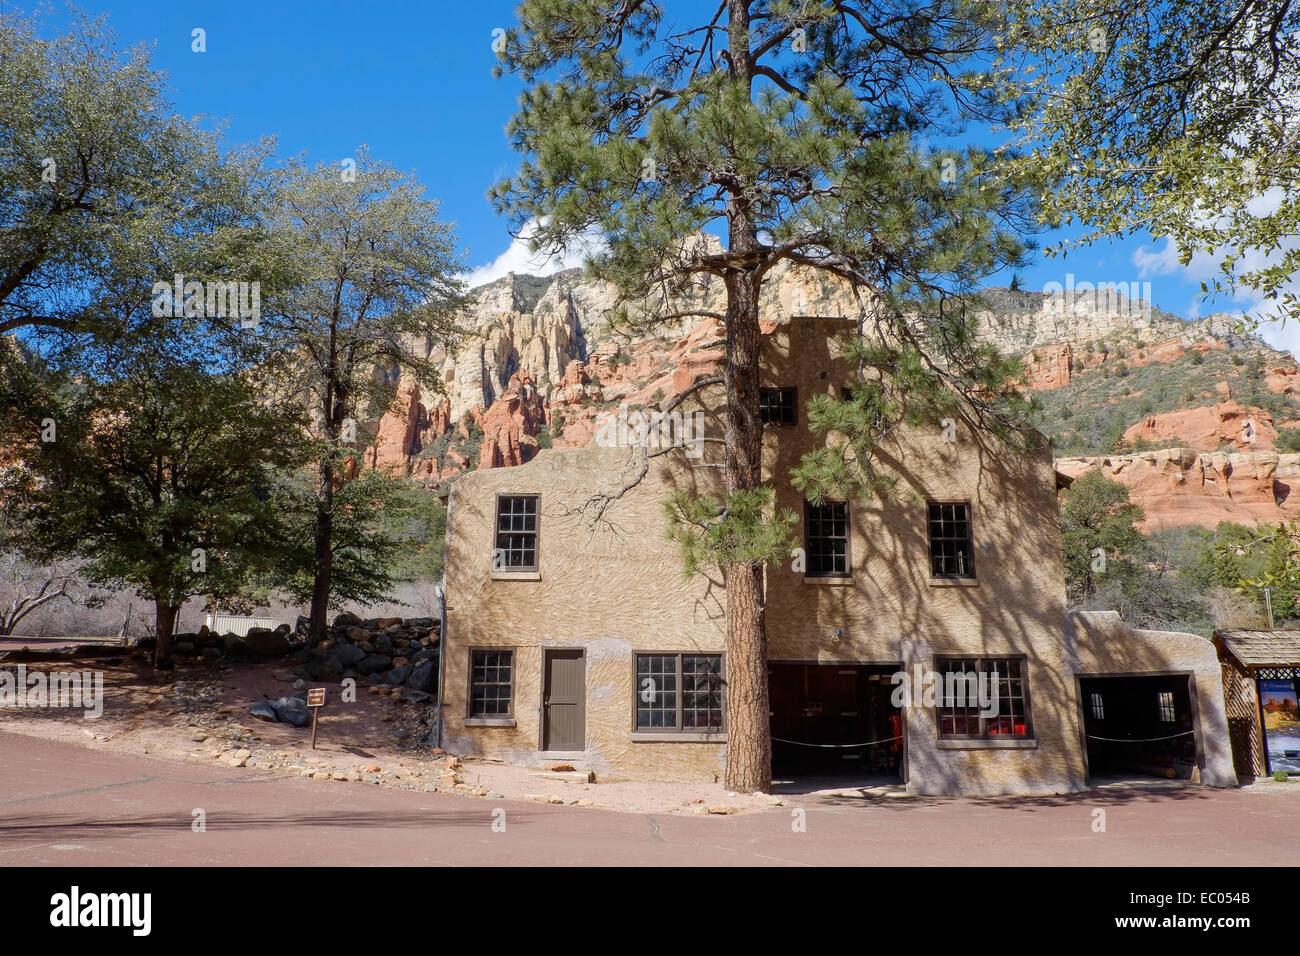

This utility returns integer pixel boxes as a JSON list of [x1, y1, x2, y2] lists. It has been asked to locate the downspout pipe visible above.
[[434, 483, 454, 750]]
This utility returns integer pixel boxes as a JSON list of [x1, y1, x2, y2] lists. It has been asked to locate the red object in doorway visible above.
[[889, 715, 902, 751]]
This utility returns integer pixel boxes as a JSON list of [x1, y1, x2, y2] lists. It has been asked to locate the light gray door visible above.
[[544, 649, 585, 751]]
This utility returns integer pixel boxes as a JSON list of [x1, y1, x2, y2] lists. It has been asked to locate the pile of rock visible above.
[[170, 623, 299, 661], [301, 612, 440, 696]]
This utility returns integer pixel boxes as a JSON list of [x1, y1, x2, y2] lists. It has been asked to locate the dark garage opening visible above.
[[1079, 675, 1198, 781], [769, 662, 903, 781]]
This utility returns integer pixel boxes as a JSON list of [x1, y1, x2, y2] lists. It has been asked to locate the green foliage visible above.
[[1015, 0, 1300, 324], [261, 464, 421, 610], [3, 360, 307, 638], [259, 147, 468, 409], [1060, 471, 1148, 604], [1216, 519, 1300, 623], [384, 486, 448, 584], [0, 8, 272, 360], [664, 489, 797, 578], [1059, 474, 1228, 632]]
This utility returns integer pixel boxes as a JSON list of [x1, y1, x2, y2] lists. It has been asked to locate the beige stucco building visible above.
[[439, 317, 1237, 794]]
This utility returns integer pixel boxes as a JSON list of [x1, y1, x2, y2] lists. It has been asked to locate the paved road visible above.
[[2, 730, 1298, 866]]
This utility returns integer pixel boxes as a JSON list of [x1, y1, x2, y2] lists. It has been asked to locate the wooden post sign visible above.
[[307, 687, 326, 749]]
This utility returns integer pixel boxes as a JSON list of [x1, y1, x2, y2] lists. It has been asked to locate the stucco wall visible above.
[[441, 441, 731, 782], [759, 319, 1084, 795], [1064, 610, 1238, 787]]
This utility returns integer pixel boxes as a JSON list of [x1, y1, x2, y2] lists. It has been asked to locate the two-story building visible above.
[[438, 316, 1237, 795]]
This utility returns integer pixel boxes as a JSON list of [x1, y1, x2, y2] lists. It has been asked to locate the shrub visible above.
[[1278, 428, 1300, 453], [1275, 770, 1290, 782]]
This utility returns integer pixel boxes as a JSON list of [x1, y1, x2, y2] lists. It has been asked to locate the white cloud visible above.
[[1132, 230, 1300, 359], [463, 220, 606, 288]]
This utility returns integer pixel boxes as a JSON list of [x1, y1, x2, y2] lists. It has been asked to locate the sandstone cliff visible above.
[[359, 265, 1300, 530], [1056, 448, 1300, 531]]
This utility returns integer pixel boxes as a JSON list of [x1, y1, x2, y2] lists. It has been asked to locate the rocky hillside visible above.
[[362, 265, 1300, 530]]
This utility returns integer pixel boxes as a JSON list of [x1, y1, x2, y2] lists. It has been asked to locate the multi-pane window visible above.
[[759, 388, 797, 426], [635, 653, 724, 732], [805, 500, 850, 577], [1157, 691, 1176, 723], [935, 657, 1031, 738], [469, 649, 514, 717], [1090, 693, 1105, 720], [928, 501, 975, 578], [494, 495, 538, 571]]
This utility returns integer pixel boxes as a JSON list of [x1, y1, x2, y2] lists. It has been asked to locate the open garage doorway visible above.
[[769, 661, 904, 785], [1078, 675, 1200, 782]]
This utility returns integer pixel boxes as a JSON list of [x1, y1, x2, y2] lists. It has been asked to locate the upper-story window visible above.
[[928, 501, 975, 579], [494, 494, 539, 571], [805, 500, 850, 577], [759, 388, 797, 426]]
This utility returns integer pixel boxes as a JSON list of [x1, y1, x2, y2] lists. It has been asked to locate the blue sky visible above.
[[54, 1, 1293, 353]]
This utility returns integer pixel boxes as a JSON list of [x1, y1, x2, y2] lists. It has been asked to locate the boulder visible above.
[[387, 664, 410, 685], [376, 617, 403, 629], [333, 612, 362, 628], [328, 643, 367, 669], [248, 701, 279, 722], [201, 647, 222, 660], [406, 617, 435, 628], [373, 634, 394, 656], [273, 622, 292, 637], [345, 626, 369, 643], [271, 696, 311, 727], [242, 629, 292, 658], [248, 696, 311, 728], [295, 615, 311, 637], [305, 657, 343, 682], [355, 654, 392, 676], [412, 648, 439, 664], [407, 660, 434, 691], [173, 642, 197, 657]]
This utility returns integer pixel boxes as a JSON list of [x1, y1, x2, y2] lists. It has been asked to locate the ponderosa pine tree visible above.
[[491, 0, 1039, 791]]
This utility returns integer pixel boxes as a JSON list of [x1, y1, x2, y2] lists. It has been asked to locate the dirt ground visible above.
[[0, 653, 783, 815]]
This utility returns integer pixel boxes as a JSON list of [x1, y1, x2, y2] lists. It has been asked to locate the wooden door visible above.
[[543, 649, 585, 751]]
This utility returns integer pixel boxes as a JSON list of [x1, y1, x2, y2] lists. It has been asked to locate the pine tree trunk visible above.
[[308, 457, 334, 644], [719, 0, 772, 794], [721, 260, 772, 793], [153, 599, 178, 670]]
